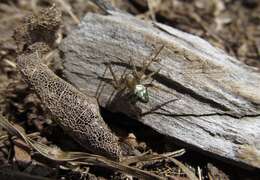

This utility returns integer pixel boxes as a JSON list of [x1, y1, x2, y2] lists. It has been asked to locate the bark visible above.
[[59, 12, 260, 169]]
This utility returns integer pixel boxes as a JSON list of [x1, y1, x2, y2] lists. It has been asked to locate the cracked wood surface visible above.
[[59, 12, 260, 169]]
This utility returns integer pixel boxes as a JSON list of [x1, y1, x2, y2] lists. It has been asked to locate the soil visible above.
[[0, 0, 259, 179]]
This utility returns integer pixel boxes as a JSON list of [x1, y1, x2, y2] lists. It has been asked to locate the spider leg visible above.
[[129, 56, 141, 80], [107, 87, 117, 106], [140, 44, 165, 75], [142, 77, 155, 88], [118, 65, 128, 91], [95, 65, 108, 99], [141, 98, 179, 116], [97, 82, 107, 104], [120, 64, 128, 80], [107, 61, 120, 89], [144, 82, 175, 96], [153, 44, 165, 62], [141, 67, 161, 81]]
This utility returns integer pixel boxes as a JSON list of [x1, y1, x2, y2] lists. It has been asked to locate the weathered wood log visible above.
[[59, 12, 260, 169]]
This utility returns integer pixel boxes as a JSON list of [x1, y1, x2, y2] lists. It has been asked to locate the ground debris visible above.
[[0, 0, 259, 179], [11, 6, 190, 180], [207, 163, 229, 180]]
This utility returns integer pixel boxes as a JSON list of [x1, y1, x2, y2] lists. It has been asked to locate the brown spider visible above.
[[106, 45, 164, 103]]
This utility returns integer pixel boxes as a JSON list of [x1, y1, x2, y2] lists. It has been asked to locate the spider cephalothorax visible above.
[[107, 45, 164, 103]]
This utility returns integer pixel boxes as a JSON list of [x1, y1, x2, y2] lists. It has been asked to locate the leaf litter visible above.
[[0, 0, 259, 179]]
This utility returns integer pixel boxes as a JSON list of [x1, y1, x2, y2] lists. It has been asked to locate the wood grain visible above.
[[59, 12, 260, 169]]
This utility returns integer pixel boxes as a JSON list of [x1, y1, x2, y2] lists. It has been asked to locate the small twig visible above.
[[89, 0, 118, 14], [0, 169, 51, 180], [55, 0, 80, 24], [198, 166, 202, 180], [3, 59, 17, 68], [165, 156, 199, 180], [121, 149, 185, 165], [0, 115, 165, 180]]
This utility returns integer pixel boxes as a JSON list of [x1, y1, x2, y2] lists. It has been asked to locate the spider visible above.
[[106, 45, 165, 103]]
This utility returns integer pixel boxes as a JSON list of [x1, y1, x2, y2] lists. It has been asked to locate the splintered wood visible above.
[[60, 12, 260, 169], [14, 7, 123, 161]]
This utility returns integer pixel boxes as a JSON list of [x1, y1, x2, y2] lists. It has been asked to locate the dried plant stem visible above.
[[0, 114, 166, 180], [55, 0, 80, 24]]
